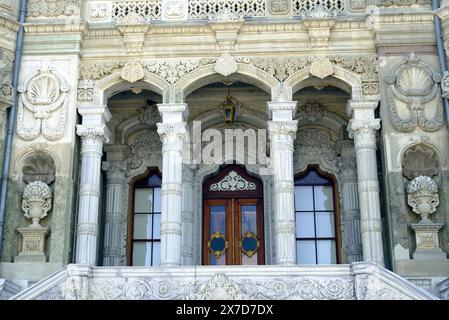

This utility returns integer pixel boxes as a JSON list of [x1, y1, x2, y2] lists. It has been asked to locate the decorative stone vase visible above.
[[406, 176, 447, 260], [406, 175, 439, 223], [15, 181, 52, 263], [22, 181, 52, 227]]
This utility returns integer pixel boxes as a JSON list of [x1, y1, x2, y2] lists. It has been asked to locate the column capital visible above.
[[348, 118, 381, 138], [157, 122, 187, 142], [157, 103, 189, 123], [267, 101, 297, 121], [76, 124, 110, 142], [267, 120, 298, 135]]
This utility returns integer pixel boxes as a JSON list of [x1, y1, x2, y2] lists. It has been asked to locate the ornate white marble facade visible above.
[[0, 0, 448, 300]]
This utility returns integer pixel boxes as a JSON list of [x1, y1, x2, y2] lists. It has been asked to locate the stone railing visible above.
[[86, 0, 349, 23], [9, 261, 437, 300]]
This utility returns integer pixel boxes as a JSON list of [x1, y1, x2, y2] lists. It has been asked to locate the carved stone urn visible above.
[[406, 175, 439, 223], [406, 176, 446, 260], [15, 181, 52, 263], [22, 181, 52, 227]]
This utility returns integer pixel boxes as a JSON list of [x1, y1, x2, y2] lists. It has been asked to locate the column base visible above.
[[411, 223, 446, 260]]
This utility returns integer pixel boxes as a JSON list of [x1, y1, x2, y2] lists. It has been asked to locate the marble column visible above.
[[157, 103, 188, 267], [181, 165, 195, 265], [101, 145, 129, 266], [267, 101, 298, 265], [337, 140, 363, 263], [348, 100, 384, 266], [75, 105, 111, 265]]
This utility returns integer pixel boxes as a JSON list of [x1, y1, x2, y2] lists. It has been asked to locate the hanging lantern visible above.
[[221, 82, 238, 125]]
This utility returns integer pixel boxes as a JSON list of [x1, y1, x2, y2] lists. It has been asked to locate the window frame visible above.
[[128, 168, 162, 266], [294, 165, 341, 265]]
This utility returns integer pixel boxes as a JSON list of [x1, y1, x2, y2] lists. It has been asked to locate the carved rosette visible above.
[[17, 64, 69, 141], [214, 52, 238, 77], [22, 181, 52, 227], [406, 176, 439, 223], [121, 62, 145, 83], [386, 53, 443, 133]]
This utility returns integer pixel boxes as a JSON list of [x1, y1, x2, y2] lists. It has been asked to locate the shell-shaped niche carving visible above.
[[402, 144, 439, 180], [396, 65, 433, 97], [22, 152, 56, 185], [28, 74, 60, 105]]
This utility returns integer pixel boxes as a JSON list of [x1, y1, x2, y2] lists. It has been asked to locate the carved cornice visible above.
[[0, 15, 19, 32], [366, 13, 434, 27], [24, 23, 87, 34]]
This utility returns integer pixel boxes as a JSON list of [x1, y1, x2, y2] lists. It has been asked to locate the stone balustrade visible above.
[[9, 261, 437, 300]]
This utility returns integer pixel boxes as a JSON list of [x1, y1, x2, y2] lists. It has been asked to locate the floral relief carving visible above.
[[294, 128, 337, 174], [297, 101, 325, 122], [27, 0, 80, 17], [210, 171, 257, 192], [0, 49, 14, 101], [386, 53, 443, 133], [17, 64, 69, 141], [78, 55, 378, 95], [121, 61, 145, 83], [126, 129, 162, 169], [77, 80, 94, 102]]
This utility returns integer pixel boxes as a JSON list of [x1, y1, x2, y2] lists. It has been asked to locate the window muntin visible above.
[[294, 169, 338, 265], [131, 172, 161, 266]]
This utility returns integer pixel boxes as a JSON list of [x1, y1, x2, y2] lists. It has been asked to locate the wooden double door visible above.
[[202, 165, 264, 265]]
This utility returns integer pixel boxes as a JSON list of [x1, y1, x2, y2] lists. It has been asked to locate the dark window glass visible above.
[[132, 172, 161, 266], [294, 168, 337, 265]]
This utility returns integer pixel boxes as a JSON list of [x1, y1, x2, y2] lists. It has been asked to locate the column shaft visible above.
[[268, 121, 297, 265], [102, 162, 126, 266], [157, 123, 186, 266], [350, 119, 384, 266]]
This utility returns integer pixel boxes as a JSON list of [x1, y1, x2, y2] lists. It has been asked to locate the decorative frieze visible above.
[[377, 0, 430, 6], [78, 54, 378, 95], [17, 64, 69, 141], [386, 53, 443, 133], [27, 0, 80, 18]]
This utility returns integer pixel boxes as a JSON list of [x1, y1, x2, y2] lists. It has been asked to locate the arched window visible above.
[[130, 170, 162, 266], [294, 167, 339, 264]]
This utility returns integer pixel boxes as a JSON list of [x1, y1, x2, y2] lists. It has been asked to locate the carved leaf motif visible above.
[[210, 171, 256, 192]]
